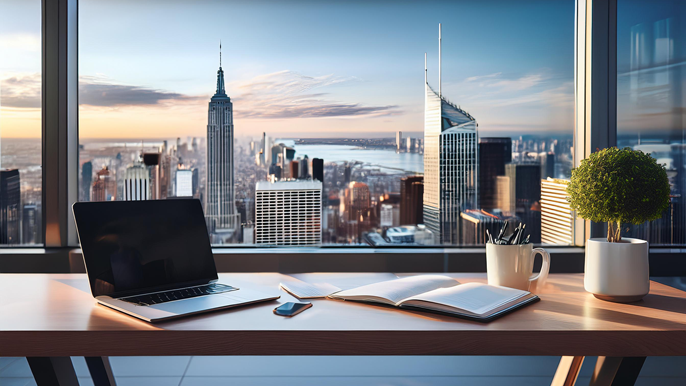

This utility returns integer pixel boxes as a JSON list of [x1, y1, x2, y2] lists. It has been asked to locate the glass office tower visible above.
[[423, 84, 478, 245], [422, 24, 478, 245]]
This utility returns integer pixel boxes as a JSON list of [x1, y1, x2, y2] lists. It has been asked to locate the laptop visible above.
[[73, 199, 279, 322]]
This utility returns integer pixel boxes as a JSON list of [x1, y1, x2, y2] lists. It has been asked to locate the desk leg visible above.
[[589, 356, 646, 386], [551, 356, 585, 386], [85, 357, 117, 386], [27, 357, 80, 386]]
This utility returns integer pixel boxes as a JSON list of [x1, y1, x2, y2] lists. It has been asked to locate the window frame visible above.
[[2, 0, 682, 274]]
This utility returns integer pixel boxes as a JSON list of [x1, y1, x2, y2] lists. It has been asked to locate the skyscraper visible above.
[[0, 169, 21, 244], [92, 166, 115, 202], [80, 161, 93, 202], [396, 131, 403, 152], [143, 153, 161, 199], [504, 163, 542, 243], [400, 175, 423, 225], [423, 24, 478, 244], [175, 169, 193, 197], [205, 45, 240, 238], [312, 158, 324, 182], [22, 204, 41, 245], [540, 178, 574, 245], [479, 138, 512, 210], [123, 162, 150, 201], [255, 180, 322, 246], [343, 181, 372, 243]]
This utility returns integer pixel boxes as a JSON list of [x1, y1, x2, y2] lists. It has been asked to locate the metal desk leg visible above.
[[85, 357, 117, 386], [589, 357, 646, 386], [551, 356, 585, 386], [27, 357, 80, 386]]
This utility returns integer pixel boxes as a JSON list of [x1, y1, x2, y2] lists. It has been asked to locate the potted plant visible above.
[[567, 147, 670, 302]]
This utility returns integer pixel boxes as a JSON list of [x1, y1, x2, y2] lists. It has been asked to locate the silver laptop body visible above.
[[73, 199, 279, 322]]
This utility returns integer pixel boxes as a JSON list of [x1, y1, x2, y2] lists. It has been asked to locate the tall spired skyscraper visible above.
[[423, 24, 478, 245], [205, 43, 240, 241]]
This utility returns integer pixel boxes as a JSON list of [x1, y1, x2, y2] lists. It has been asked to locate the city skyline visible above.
[[1, 0, 574, 140]]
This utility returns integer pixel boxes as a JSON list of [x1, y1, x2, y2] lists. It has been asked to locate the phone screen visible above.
[[273, 302, 312, 317]]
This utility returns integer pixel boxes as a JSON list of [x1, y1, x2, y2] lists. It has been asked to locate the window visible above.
[[77, 0, 575, 247], [0, 0, 42, 246], [617, 0, 686, 245]]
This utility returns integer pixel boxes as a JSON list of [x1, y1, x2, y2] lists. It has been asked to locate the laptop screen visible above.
[[73, 199, 219, 298]]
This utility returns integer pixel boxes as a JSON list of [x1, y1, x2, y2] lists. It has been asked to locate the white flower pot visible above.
[[584, 238, 649, 302]]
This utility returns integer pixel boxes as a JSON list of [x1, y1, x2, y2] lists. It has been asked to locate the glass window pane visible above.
[[0, 0, 42, 246], [618, 0, 686, 245], [78, 0, 574, 247]]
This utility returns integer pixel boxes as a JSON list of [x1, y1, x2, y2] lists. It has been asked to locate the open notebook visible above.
[[328, 275, 539, 322]]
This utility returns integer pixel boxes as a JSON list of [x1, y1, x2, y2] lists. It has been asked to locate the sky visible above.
[[1, 0, 575, 140]]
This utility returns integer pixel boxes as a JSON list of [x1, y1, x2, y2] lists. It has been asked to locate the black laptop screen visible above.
[[73, 199, 219, 298]]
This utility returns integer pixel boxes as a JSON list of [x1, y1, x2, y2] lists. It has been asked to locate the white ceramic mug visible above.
[[486, 243, 550, 291]]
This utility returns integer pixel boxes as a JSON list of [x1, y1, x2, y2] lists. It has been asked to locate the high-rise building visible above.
[[379, 204, 395, 227], [479, 138, 512, 210], [289, 160, 300, 179], [342, 181, 372, 243], [540, 178, 574, 245], [92, 166, 115, 202], [268, 164, 282, 180], [396, 131, 403, 152], [259, 132, 267, 166], [123, 163, 150, 201], [540, 152, 555, 179], [159, 141, 170, 199], [344, 164, 352, 184], [423, 24, 478, 245], [312, 158, 324, 182], [205, 46, 240, 237], [175, 169, 193, 197], [142, 153, 161, 199], [299, 155, 310, 179], [400, 176, 423, 225], [0, 169, 21, 244], [504, 163, 542, 243], [80, 161, 93, 202], [406, 137, 418, 153], [22, 204, 41, 245], [255, 180, 322, 246]]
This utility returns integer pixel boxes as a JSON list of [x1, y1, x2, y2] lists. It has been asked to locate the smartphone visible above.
[[273, 302, 312, 317]]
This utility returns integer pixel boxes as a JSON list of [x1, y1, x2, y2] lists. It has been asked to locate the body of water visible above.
[[293, 144, 424, 174]]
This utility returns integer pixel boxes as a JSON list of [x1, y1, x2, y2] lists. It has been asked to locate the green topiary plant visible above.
[[566, 147, 670, 242]]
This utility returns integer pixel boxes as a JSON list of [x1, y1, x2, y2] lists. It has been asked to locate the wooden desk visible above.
[[1, 273, 685, 386]]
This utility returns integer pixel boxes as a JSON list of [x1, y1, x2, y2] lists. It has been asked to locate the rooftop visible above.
[[256, 180, 323, 191]]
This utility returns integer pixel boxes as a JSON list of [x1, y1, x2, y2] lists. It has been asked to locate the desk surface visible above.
[[1, 273, 685, 357]]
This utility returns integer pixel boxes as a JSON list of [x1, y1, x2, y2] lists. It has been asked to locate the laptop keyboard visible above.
[[119, 283, 238, 306]]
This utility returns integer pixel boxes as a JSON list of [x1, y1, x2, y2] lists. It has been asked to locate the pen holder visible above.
[[486, 243, 550, 292]]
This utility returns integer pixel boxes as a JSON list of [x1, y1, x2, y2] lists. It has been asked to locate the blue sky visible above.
[[2, 0, 575, 139]]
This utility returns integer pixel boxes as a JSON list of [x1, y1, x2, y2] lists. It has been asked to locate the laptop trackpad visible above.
[[150, 294, 240, 315]]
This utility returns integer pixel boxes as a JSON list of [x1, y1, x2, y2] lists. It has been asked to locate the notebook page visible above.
[[291, 273, 398, 290], [330, 275, 458, 305], [401, 283, 527, 316], [280, 279, 341, 299]]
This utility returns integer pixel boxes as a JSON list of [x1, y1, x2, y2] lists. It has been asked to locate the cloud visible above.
[[230, 70, 399, 119], [465, 72, 502, 82], [487, 73, 546, 92], [451, 71, 572, 109], [1, 73, 41, 108], [489, 81, 573, 108], [1, 73, 202, 108], [3, 70, 400, 119], [79, 75, 202, 107]]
